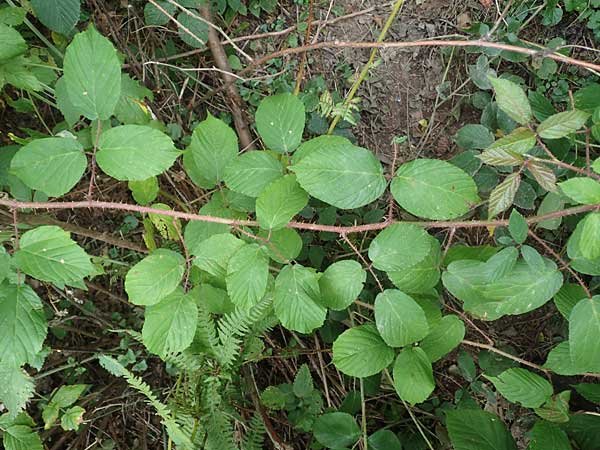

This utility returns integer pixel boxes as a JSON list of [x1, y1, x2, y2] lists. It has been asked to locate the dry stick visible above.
[[327, 0, 406, 134], [162, 0, 253, 62], [144, 2, 390, 65], [1, 199, 598, 234], [293, 0, 314, 96], [341, 233, 384, 292], [199, 4, 256, 151], [527, 229, 592, 299], [0, 209, 148, 253], [461, 339, 550, 373], [87, 121, 103, 202], [203, 38, 600, 104]]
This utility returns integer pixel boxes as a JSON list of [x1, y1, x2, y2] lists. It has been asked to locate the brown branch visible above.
[[0, 199, 597, 236], [199, 5, 255, 151], [87, 121, 102, 202], [461, 339, 550, 374], [0, 209, 147, 253], [201, 38, 600, 103], [341, 233, 384, 292]]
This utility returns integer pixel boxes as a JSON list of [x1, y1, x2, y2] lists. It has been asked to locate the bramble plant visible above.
[[2, 1, 600, 449]]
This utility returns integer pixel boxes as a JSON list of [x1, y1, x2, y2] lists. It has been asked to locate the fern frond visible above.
[[242, 412, 266, 450], [217, 296, 272, 370], [99, 355, 193, 448]]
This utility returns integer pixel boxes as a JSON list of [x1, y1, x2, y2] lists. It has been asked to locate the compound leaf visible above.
[[255, 93, 305, 153], [538, 110, 590, 139], [368, 223, 432, 272], [30, 0, 79, 35], [489, 77, 532, 125], [485, 368, 553, 408], [569, 297, 600, 373], [223, 151, 284, 197], [446, 409, 517, 450]]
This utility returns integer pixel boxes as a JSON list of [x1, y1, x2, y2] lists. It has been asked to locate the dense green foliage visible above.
[[1, 1, 600, 449]]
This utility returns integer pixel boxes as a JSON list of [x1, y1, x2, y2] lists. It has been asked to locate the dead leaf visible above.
[[457, 12, 472, 29], [480, 0, 493, 8]]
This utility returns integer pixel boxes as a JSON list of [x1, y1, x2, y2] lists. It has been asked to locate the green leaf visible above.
[[367, 429, 403, 450], [391, 159, 479, 220], [508, 209, 528, 244], [0, 7, 27, 26], [292, 364, 313, 398], [256, 175, 308, 230], [574, 383, 600, 404], [535, 391, 571, 423], [528, 160, 558, 193], [392, 347, 435, 405], [368, 223, 432, 271], [489, 173, 521, 218], [319, 260, 366, 310], [442, 248, 563, 320], [0, 283, 46, 367], [142, 288, 197, 356], [96, 125, 180, 181], [187, 114, 238, 188], [124, 249, 185, 306], [14, 226, 94, 284], [42, 403, 59, 430], [446, 409, 518, 450], [374, 289, 429, 347], [554, 283, 587, 319], [291, 142, 386, 209], [455, 124, 495, 150], [538, 110, 590, 139], [489, 77, 532, 125], [177, 11, 208, 48], [485, 368, 553, 408], [114, 74, 153, 125], [226, 244, 269, 310], [60, 406, 85, 431], [63, 27, 121, 120], [569, 297, 600, 372], [559, 178, 600, 204], [183, 196, 241, 249], [255, 93, 305, 153], [2, 424, 43, 450], [420, 315, 465, 362], [54, 77, 81, 126], [257, 228, 302, 264], [0, 365, 35, 419], [292, 135, 351, 164], [48, 384, 87, 408], [578, 213, 600, 259], [30, 0, 78, 35], [223, 151, 284, 197], [10, 137, 86, 197], [128, 177, 159, 205], [387, 238, 441, 294], [544, 342, 586, 375], [190, 283, 233, 315], [144, 0, 176, 26], [487, 127, 536, 154], [312, 412, 360, 449], [273, 264, 325, 333], [191, 234, 245, 280], [0, 24, 26, 62], [332, 324, 395, 378], [537, 192, 565, 230], [528, 420, 572, 450]]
